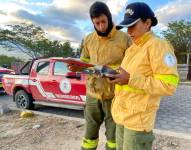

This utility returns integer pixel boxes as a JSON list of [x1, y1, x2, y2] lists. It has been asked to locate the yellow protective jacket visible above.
[[80, 26, 131, 100], [112, 31, 179, 131]]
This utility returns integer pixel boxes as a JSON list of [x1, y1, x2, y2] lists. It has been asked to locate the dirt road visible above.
[[1, 110, 191, 150]]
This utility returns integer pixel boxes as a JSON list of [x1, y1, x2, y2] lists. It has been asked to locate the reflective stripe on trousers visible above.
[[81, 138, 116, 150], [107, 140, 116, 149], [81, 138, 98, 149]]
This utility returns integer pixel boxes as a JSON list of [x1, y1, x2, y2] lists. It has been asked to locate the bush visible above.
[[0, 55, 23, 68]]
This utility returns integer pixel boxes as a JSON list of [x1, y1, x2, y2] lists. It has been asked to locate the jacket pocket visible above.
[[132, 94, 148, 114], [86, 75, 114, 100]]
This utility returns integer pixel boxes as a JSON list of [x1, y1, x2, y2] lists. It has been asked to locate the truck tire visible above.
[[15, 90, 34, 109]]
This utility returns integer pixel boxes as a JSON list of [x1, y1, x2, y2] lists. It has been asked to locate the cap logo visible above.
[[125, 8, 134, 16]]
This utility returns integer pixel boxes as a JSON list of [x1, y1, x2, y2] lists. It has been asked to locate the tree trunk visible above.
[[187, 53, 191, 80]]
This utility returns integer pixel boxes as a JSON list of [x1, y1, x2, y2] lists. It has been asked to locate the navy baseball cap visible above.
[[116, 2, 158, 29]]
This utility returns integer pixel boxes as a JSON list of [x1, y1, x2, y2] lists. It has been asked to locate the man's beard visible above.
[[94, 17, 113, 37]]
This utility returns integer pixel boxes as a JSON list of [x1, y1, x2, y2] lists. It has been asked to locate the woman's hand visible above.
[[109, 67, 130, 85]]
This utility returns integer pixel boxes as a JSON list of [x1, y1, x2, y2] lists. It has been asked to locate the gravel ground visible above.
[[0, 110, 191, 150]]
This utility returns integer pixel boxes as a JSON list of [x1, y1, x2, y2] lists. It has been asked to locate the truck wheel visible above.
[[15, 90, 34, 109]]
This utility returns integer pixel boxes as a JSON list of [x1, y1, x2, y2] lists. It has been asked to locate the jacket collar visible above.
[[134, 31, 153, 47], [95, 26, 117, 40]]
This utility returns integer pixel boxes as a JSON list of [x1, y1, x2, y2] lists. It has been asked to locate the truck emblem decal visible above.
[[59, 79, 71, 94]]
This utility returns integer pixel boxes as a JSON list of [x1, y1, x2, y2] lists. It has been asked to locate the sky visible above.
[[0, 0, 191, 48]]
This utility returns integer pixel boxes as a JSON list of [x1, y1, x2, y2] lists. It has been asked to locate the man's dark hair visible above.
[[90, 1, 111, 19], [89, 1, 113, 37]]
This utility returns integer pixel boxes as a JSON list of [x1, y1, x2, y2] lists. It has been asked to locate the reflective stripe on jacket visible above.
[[112, 31, 179, 132], [80, 26, 132, 100]]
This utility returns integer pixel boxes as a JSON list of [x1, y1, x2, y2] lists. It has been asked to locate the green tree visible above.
[[162, 20, 191, 62], [0, 55, 23, 68], [0, 23, 75, 58], [0, 23, 45, 58], [76, 39, 84, 58]]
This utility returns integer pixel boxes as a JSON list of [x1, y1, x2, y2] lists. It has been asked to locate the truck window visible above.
[[20, 61, 32, 75], [36, 61, 50, 75], [54, 62, 68, 75]]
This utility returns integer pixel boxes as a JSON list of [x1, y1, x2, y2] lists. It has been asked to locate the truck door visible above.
[[48, 61, 86, 105], [29, 61, 51, 100]]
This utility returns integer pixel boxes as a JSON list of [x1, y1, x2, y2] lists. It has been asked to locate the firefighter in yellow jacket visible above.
[[68, 2, 131, 150], [110, 2, 179, 150]]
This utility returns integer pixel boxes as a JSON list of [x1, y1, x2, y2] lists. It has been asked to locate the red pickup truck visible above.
[[2, 57, 86, 110]]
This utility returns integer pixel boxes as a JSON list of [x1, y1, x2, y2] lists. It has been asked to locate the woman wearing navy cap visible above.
[[110, 2, 179, 150]]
